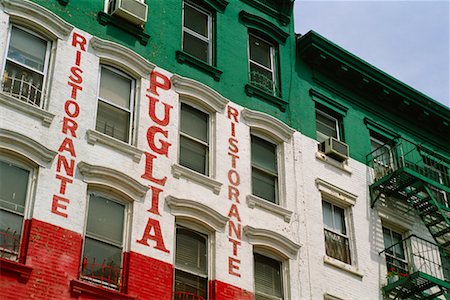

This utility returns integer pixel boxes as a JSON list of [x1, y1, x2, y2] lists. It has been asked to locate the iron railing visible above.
[[1, 74, 43, 106], [81, 256, 122, 290], [174, 291, 206, 300], [249, 70, 279, 97], [0, 228, 20, 261], [380, 235, 450, 283]]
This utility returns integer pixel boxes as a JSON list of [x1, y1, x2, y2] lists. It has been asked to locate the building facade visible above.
[[0, 0, 448, 299]]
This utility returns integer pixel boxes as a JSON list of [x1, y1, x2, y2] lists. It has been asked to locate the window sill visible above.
[[244, 84, 287, 112], [70, 279, 136, 299], [97, 12, 150, 46], [86, 130, 143, 162], [315, 151, 352, 174], [172, 164, 222, 195], [246, 194, 292, 222], [0, 92, 55, 127], [176, 51, 222, 81], [323, 256, 363, 278], [0, 257, 33, 283]]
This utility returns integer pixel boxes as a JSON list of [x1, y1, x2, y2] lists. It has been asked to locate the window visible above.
[[382, 226, 408, 275], [251, 135, 278, 204], [248, 33, 278, 96], [370, 133, 393, 180], [316, 107, 341, 143], [81, 193, 126, 290], [182, 0, 213, 64], [1, 26, 50, 107], [0, 160, 31, 262], [96, 66, 134, 143], [179, 103, 210, 175], [423, 157, 449, 208], [322, 200, 351, 264], [174, 227, 208, 300], [254, 253, 283, 300]]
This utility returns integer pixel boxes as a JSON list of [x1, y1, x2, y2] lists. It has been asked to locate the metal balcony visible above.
[[367, 138, 450, 252], [380, 235, 450, 299], [249, 70, 280, 97]]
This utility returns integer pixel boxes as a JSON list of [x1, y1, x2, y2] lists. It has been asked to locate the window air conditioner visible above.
[[110, 0, 148, 26], [320, 137, 349, 162]]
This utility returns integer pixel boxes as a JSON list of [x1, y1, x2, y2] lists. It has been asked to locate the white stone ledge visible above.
[[0, 92, 55, 127], [246, 194, 293, 223], [86, 130, 143, 163], [171, 164, 222, 195], [315, 151, 352, 174], [323, 256, 364, 278]]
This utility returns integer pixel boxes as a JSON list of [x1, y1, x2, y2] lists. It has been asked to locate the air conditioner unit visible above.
[[110, 0, 148, 26], [320, 137, 349, 162]]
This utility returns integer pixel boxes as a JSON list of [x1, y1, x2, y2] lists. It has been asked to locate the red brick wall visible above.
[[210, 280, 254, 300], [127, 251, 174, 299]]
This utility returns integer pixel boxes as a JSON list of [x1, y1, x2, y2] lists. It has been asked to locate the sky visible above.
[[294, 0, 450, 107]]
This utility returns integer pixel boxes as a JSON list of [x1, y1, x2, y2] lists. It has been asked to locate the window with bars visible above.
[[382, 226, 408, 275], [254, 253, 283, 300], [0, 160, 31, 262], [174, 227, 208, 300], [370, 132, 394, 180], [251, 135, 278, 204], [322, 200, 351, 264], [81, 193, 126, 290], [182, 0, 213, 64], [248, 33, 278, 96], [179, 103, 210, 176], [422, 157, 449, 208], [96, 66, 134, 143], [316, 107, 341, 143], [1, 26, 50, 107]]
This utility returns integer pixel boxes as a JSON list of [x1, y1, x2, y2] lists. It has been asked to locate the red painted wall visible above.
[[210, 280, 254, 300]]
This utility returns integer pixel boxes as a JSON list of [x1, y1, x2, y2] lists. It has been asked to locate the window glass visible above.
[[251, 135, 277, 172], [251, 135, 278, 203], [7, 27, 47, 72], [184, 3, 208, 37], [254, 253, 282, 299], [180, 103, 208, 142], [99, 67, 131, 109], [179, 136, 208, 175], [323, 200, 351, 264], [183, 33, 209, 62], [96, 101, 130, 143], [252, 168, 277, 203], [316, 110, 339, 142], [249, 35, 271, 68], [0, 161, 29, 213]]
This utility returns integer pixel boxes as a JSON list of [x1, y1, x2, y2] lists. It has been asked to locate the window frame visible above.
[[422, 157, 449, 208], [0, 155, 35, 263], [178, 101, 212, 177], [382, 225, 408, 275], [95, 65, 136, 144], [1, 24, 52, 108], [253, 251, 284, 300], [182, 0, 214, 65], [316, 107, 341, 143], [247, 32, 278, 96], [80, 190, 130, 291], [173, 224, 210, 300], [250, 133, 280, 205]]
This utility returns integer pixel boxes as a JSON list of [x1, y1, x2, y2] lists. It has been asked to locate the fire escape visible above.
[[368, 138, 450, 299]]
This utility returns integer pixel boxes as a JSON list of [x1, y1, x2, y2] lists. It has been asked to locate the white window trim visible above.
[[0, 128, 57, 166], [171, 164, 222, 195], [248, 32, 277, 93], [246, 194, 293, 223], [80, 189, 132, 288], [315, 151, 352, 174], [182, 0, 213, 64], [77, 161, 149, 202]]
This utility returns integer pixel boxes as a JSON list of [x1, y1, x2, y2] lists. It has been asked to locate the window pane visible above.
[[82, 237, 122, 285], [0, 210, 23, 254], [99, 67, 132, 109], [180, 136, 208, 175], [3, 61, 44, 106], [7, 27, 47, 72], [249, 35, 272, 69], [96, 100, 130, 143], [86, 195, 124, 245], [0, 161, 28, 214], [254, 253, 282, 298], [180, 103, 208, 142], [174, 269, 208, 300], [184, 3, 209, 38], [322, 201, 333, 229], [175, 228, 207, 275], [316, 111, 338, 140], [252, 167, 277, 203], [333, 205, 346, 235], [251, 136, 277, 173], [183, 32, 209, 63]]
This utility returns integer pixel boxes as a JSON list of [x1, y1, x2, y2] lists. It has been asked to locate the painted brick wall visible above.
[[210, 280, 254, 300]]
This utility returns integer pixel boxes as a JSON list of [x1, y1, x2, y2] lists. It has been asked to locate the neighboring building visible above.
[[0, 0, 448, 299]]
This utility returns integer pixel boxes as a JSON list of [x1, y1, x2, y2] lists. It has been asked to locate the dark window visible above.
[[251, 135, 278, 203]]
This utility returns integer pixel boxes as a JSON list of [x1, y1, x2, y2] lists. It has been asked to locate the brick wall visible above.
[[210, 280, 254, 300]]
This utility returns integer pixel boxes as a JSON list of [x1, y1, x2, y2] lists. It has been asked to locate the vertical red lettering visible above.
[[62, 117, 78, 138], [141, 152, 168, 186], [146, 126, 171, 157], [56, 155, 75, 177], [147, 95, 173, 126], [227, 106, 239, 122], [51, 195, 70, 218], [228, 257, 241, 277], [148, 71, 171, 96], [58, 138, 76, 157], [71, 32, 87, 51], [136, 218, 170, 253], [147, 186, 163, 215]]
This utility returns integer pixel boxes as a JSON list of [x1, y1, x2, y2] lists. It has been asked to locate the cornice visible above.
[[239, 10, 289, 44], [241, 108, 294, 143]]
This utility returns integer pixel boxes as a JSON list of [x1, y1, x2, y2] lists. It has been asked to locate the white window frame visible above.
[[316, 108, 341, 142], [0, 156, 35, 262], [248, 32, 277, 94], [105, 0, 146, 13], [250, 133, 280, 204], [1, 25, 51, 108], [173, 223, 211, 300], [178, 101, 212, 177], [80, 190, 130, 290], [95, 65, 135, 144], [382, 225, 408, 274], [182, 0, 213, 64]]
